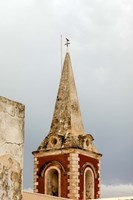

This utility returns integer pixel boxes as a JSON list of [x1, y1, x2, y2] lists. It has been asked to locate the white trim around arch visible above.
[[45, 166, 61, 197], [84, 167, 95, 200]]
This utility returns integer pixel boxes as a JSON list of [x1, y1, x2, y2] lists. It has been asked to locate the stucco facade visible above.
[[0, 96, 25, 199]]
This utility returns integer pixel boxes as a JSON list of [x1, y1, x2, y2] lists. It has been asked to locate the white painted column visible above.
[[0, 97, 25, 199], [68, 153, 80, 199]]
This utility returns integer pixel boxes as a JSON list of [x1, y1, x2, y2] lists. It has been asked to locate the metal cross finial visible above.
[[65, 38, 70, 47]]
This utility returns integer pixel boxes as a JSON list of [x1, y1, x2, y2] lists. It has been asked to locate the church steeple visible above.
[[37, 51, 99, 152], [33, 49, 102, 200], [50, 52, 84, 137]]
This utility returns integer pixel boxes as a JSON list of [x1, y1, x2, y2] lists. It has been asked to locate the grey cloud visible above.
[[0, 0, 133, 194], [101, 184, 133, 198]]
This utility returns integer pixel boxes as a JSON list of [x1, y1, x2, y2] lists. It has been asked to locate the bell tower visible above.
[[33, 51, 102, 200]]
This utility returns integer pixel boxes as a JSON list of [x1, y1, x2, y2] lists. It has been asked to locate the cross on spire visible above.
[[65, 38, 70, 47]]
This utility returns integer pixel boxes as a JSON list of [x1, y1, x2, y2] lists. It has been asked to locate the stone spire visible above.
[[37, 52, 98, 153], [33, 50, 101, 200], [50, 52, 84, 137]]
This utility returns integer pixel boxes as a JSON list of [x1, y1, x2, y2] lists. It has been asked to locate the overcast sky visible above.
[[0, 0, 133, 197]]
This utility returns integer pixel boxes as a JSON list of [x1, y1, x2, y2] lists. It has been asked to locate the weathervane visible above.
[[65, 38, 70, 47], [61, 37, 70, 71]]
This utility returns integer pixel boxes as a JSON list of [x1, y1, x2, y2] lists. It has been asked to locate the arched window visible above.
[[45, 166, 61, 197], [84, 167, 94, 199]]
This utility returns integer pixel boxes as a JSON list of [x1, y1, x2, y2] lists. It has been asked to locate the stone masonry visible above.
[[68, 153, 80, 199], [0, 96, 25, 200]]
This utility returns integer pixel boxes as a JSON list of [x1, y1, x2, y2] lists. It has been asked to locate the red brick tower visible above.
[[33, 51, 102, 200]]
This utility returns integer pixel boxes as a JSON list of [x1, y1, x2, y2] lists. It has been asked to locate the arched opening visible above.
[[45, 167, 60, 197], [84, 167, 94, 199]]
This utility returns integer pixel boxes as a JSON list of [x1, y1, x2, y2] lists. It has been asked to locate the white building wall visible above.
[[0, 97, 25, 200]]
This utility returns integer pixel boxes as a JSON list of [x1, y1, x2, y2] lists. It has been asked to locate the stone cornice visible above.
[[0, 96, 25, 118], [33, 147, 102, 160]]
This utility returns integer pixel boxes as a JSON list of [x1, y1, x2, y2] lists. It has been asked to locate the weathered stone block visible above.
[[0, 96, 25, 200]]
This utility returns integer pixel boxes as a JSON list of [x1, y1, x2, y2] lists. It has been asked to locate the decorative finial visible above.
[[65, 38, 70, 47]]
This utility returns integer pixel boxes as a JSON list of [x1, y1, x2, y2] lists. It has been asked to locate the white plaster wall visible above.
[[0, 96, 25, 200], [23, 192, 133, 200], [23, 192, 74, 200]]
